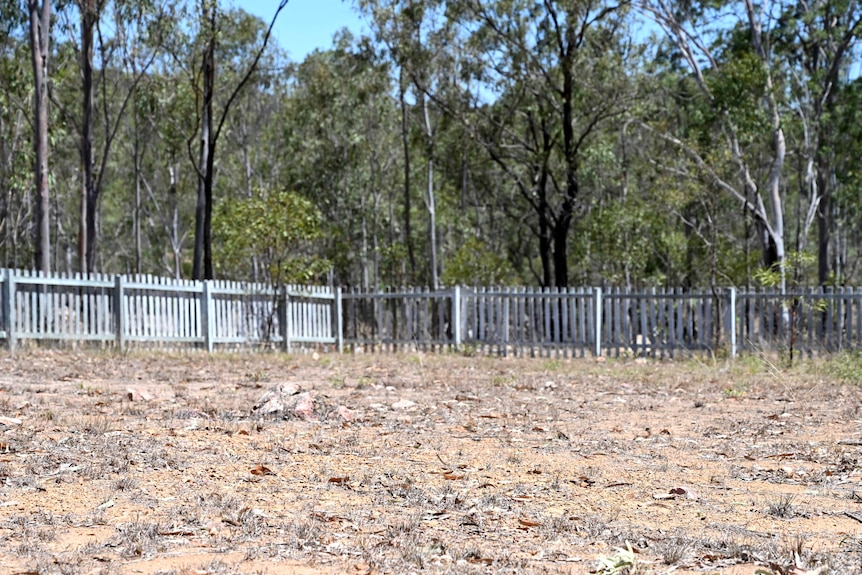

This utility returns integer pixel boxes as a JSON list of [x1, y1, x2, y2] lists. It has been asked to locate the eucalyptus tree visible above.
[[0, 9, 32, 268], [445, 0, 634, 288], [65, 0, 173, 273], [638, 0, 801, 291], [357, 0, 429, 281], [772, 0, 862, 285], [278, 33, 401, 287], [183, 0, 287, 280], [27, 0, 51, 273]]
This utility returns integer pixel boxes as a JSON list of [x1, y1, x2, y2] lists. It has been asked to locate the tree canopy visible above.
[[3, 0, 862, 289]]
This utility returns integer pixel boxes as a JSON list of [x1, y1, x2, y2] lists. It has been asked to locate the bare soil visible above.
[[1, 350, 862, 575]]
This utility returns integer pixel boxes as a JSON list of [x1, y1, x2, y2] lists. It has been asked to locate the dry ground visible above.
[[2, 349, 862, 575]]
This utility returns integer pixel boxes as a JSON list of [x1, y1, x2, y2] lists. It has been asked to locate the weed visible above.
[[595, 542, 638, 574], [821, 351, 862, 383], [114, 520, 162, 557], [657, 536, 692, 566], [724, 382, 749, 398], [541, 514, 577, 536], [766, 494, 797, 518]]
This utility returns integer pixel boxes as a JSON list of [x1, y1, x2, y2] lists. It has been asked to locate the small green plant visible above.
[[821, 352, 862, 383], [753, 251, 827, 367], [724, 382, 748, 398], [544, 359, 563, 372], [595, 541, 639, 574]]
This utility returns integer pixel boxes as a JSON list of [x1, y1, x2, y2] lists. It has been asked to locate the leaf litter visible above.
[[0, 350, 859, 574]]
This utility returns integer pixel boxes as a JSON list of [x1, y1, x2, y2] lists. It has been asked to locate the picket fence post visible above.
[[727, 287, 737, 358], [202, 280, 214, 353], [335, 287, 343, 353], [453, 286, 462, 349], [4, 269, 15, 352], [113, 275, 125, 351], [594, 287, 602, 357]]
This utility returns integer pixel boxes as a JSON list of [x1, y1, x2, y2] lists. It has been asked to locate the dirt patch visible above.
[[1, 350, 861, 574]]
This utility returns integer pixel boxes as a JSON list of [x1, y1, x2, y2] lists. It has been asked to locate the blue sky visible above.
[[240, 0, 368, 62]]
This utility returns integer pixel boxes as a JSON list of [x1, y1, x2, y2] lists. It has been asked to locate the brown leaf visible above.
[[518, 518, 542, 527], [328, 476, 350, 484], [443, 473, 465, 480], [250, 464, 275, 476]]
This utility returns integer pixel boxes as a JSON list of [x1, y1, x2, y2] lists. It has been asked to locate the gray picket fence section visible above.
[[342, 286, 862, 358], [342, 286, 721, 357], [735, 287, 862, 355], [0, 269, 340, 351], [2, 268, 862, 357]]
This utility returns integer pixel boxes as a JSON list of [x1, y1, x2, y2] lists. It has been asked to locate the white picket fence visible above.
[[2, 269, 860, 357], [0, 269, 340, 352], [342, 286, 862, 358]]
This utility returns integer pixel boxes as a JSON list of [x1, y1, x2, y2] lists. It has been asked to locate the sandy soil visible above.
[[1, 349, 862, 575]]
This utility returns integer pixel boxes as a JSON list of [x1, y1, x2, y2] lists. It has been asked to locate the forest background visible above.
[[3, 0, 862, 292]]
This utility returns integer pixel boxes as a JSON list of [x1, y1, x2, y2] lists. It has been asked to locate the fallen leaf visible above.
[[328, 476, 350, 484], [443, 473, 465, 480], [250, 464, 275, 476], [518, 518, 542, 527]]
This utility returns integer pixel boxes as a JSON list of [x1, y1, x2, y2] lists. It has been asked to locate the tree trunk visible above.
[[421, 95, 438, 289], [193, 7, 215, 280], [79, 0, 97, 272], [817, 169, 831, 286], [28, 0, 50, 274], [398, 71, 416, 281]]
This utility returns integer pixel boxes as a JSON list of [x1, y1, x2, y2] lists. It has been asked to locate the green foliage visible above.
[[820, 352, 862, 384], [753, 252, 816, 289], [441, 237, 517, 286], [705, 50, 769, 142], [213, 190, 329, 284]]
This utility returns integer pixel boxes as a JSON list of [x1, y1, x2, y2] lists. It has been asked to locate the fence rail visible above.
[[2, 268, 861, 358]]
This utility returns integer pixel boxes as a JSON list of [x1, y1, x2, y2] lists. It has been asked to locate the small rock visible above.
[[0, 416, 22, 426], [312, 352, 320, 361], [126, 388, 152, 402], [391, 399, 417, 411], [252, 382, 302, 415], [335, 405, 353, 422], [293, 392, 317, 421]]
